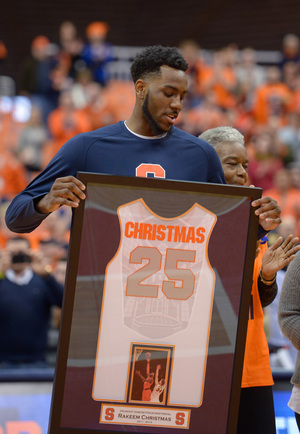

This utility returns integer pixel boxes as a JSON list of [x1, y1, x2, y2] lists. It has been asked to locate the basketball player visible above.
[[199, 126, 300, 434], [5, 45, 280, 235], [135, 370, 155, 401], [150, 364, 165, 403]]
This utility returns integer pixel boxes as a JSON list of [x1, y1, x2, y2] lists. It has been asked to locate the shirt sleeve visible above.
[[258, 278, 278, 308], [278, 252, 300, 351], [5, 134, 86, 233]]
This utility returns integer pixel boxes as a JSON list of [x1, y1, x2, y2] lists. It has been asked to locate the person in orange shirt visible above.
[[45, 89, 92, 163], [0, 150, 28, 201], [198, 48, 238, 109], [102, 80, 136, 123], [83, 82, 117, 130], [287, 74, 300, 114], [264, 168, 300, 238], [199, 126, 300, 434], [252, 66, 292, 125], [178, 90, 226, 135]]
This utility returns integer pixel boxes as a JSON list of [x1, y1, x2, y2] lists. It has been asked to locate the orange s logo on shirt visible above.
[[136, 163, 166, 178]]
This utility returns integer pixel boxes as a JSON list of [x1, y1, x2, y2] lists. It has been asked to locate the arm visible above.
[[155, 364, 161, 386], [135, 370, 146, 382], [5, 134, 86, 233], [258, 280, 277, 308], [278, 251, 300, 351]]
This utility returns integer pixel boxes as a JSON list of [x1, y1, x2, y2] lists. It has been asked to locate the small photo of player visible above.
[[129, 346, 171, 405]]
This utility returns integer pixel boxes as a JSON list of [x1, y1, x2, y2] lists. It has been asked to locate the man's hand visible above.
[[251, 196, 281, 231], [35, 176, 86, 214]]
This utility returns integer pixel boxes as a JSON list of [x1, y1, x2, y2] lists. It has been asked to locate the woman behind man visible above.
[[199, 126, 300, 434]]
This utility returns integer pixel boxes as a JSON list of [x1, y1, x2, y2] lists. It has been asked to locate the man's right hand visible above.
[[35, 176, 86, 214]]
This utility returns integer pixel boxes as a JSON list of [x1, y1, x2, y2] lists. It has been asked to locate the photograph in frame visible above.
[[48, 173, 261, 434]]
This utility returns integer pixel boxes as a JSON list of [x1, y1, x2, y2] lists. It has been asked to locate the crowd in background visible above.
[[1, 21, 300, 368]]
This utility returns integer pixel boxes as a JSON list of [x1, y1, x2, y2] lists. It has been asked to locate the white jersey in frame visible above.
[[93, 198, 217, 407]]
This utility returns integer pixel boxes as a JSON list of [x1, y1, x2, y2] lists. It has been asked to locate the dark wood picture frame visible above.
[[48, 173, 262, 434]]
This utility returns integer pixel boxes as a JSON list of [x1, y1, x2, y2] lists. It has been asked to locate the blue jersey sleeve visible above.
[[5, 134, 86, 233]]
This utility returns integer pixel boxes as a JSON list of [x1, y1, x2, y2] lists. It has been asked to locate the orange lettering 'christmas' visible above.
[[124, 222, 205, 243]]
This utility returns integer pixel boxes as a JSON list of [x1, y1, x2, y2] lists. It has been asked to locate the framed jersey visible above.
[[48, 173, 261, 434]]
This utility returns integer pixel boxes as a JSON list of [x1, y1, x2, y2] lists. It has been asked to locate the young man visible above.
[[199, 126, 300, 434], [5, 45, 225, 232], [5, 45, 279, 233]]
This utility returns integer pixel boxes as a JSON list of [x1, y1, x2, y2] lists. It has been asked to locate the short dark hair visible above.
[[130, 45, 189, 83]]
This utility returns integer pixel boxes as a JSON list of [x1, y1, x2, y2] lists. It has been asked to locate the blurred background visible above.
[[1, 0, 300, 432]]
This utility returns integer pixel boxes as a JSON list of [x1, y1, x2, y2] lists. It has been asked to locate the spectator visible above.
[[80, 21, 114, 86], [178, 38, 205, 108], [0, 40, 8, 75], [19, 35, 59, 121], [38, 238, 68, 269], [57, 20, 84, 80], [21, 207, 71, 260], [282, 61, 299, 91], [234, 47, 266, 109], [0, 236, 63, 367], [0, 202, 14, 248], [179, 90, 226, 136], [0, 100, 26, 154], [252, 66, 292, 125], [70, 67, 96, 109], [0, 202, 41, 252], [82, 81, 115, 129], [102, 79, 135, 122], [276, 111, 300, 165], [278, 250, 300, 430], [247, 131, 284, 190], [198, 48, 238, 109], [279, 33, 300, 70], [288, 162, 300, 189], [264, 167, 300, 237], [0, 149, 28, 201], [54, 256, 67, 286], [17, 104, 49, 177], [288, 73, 300, 114], [46, 89, 91, 159]]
